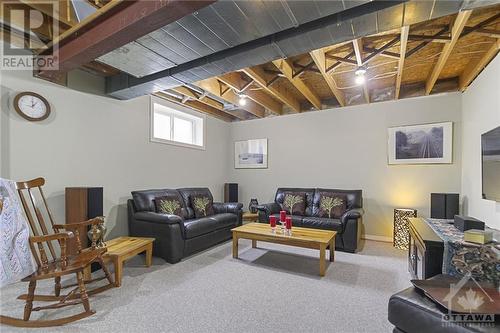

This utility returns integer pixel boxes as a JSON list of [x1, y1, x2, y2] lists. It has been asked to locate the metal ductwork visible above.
[[104, 0, 476, 100]]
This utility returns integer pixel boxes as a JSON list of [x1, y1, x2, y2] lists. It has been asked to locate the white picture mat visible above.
[[234, 138, 268, 169], [388, 122, 453, 165]]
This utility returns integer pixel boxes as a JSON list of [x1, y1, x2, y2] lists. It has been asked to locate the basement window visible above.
[[150, 96, 205, 149]]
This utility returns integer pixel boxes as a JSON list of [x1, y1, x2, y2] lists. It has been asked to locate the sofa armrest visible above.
[[134, 211, 184, 225], [256, 202, 281, 222], [340, 208, 364, 224], [213, 202, 243, 214]]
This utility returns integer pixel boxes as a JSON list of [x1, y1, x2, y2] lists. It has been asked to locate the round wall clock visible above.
[[13, 92, 51, 121]]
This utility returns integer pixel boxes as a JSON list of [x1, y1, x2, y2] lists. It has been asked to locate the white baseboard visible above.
[[362, 234, 393, 243]]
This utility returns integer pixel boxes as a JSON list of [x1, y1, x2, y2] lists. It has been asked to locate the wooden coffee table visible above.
[[231, 223, 336, 276], [84, 236, 155, 287]]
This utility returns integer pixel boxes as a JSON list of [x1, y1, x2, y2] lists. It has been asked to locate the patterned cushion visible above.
[[154, 195, 185, 218], [191, 195, 215, 218], [318, 192, 347, 219], [281, 192, 306, 215]]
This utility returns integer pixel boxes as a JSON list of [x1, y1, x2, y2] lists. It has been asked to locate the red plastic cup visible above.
[[269, 216, 277, 228], [285, 216, 292, 229], [280, 210, 286, 222]]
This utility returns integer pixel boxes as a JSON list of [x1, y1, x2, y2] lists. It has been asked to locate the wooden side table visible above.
[[242, 212, 259, 224], [84, 236, 155, 287]]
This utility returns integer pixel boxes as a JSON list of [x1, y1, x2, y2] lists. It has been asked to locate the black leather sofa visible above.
[[389, 276, 499, 333], [257, 188, 363, 252], [128, 188, 243, 263]]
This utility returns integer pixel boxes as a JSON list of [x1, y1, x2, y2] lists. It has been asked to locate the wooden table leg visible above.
[[232, 235, 239, 259], [319, 244, 326, 277], [114, 257, 123, 287], [83, 265, 91, 281], [252, 239, 257, 248], [329, 238, 335, 262], [145, 244, 153, 267]]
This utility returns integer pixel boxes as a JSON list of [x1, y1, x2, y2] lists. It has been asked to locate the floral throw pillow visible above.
[[318, 193, 347, 219], [191, 195, 215, 218], [281, 192, 306, 216], [155, 195, 184, 218]]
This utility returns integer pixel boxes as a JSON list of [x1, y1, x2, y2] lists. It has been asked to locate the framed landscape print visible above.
[[234, 138, 268, 169], [388, 122, 453, 165]]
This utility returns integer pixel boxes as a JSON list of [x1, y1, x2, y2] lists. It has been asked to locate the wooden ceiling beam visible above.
[[217, 73, 283, 115], [425, 11, 472, 95], [172, 86, 224, 111], [196, 78, 265, 118], [459, 39, 500, 92], [395, 26, 410, 100], [272, 59, 322, 109], [36, 0, 215, 80], [154, 92, 236, 123], [243, 66, 301, 113], [352, 39, 370, 103], [309, 49, 346, 107]]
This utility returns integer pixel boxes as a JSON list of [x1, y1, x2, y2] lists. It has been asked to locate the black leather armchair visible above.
[[257, 188, 363, 252], [128, 188, 242, 263]]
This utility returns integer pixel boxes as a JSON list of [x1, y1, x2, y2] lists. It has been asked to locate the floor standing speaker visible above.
[[224, 183, 238, 203], [430, 193, 459, 219], [65, 187, 103, 255]]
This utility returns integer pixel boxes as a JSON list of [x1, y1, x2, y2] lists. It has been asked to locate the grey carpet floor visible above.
[[0, 239, 410, 333]]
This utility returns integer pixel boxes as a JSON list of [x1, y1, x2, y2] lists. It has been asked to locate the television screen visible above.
[[482, 126, 500, 201]]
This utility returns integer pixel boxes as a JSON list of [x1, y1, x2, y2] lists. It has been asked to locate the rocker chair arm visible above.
[[29, 231, 74, 244], [53, 217, 105, 231]]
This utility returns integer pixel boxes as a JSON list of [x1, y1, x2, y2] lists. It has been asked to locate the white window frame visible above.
[[150, 96, 206, 150]]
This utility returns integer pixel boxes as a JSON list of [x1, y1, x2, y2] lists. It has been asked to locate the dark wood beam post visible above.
[[36, 0, 215, 80]]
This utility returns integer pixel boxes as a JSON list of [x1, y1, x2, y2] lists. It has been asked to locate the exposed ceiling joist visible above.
[[272, 59, 322, 110], [172, 86, 224, 111], [309, 49, 345, 107], [154, 92, 236, 123], [243, 66, 301, 113], [37, 0, 215, 80], [459, 39, 500, 92], [217, 73, 283, 115], [352, 39, 370, 103], [395, 26, 410, 100], [196, 78, 265, 118], [425, 11, 472, 95]]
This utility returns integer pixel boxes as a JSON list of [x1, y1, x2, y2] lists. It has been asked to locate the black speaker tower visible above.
[[224, 183, 238, 202], [431, 193, 459, 219]]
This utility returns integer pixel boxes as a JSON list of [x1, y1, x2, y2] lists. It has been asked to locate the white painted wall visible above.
[[461, 55, 500, 229], [0, 70, 231, 238], [229, 93, 463, 238]]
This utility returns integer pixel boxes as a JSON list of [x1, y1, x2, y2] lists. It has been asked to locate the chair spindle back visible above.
[[16, 178, 59, 268]]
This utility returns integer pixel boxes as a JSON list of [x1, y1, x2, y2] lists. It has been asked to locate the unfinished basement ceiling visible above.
[[99, 0, 372, 78], [106, 0, 486, 99]]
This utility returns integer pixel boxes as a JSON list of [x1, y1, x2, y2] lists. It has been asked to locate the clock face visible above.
[[13, 92, 50, 121]]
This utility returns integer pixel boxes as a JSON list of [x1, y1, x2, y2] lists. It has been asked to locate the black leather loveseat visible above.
[[128, 188, 242, 263], [257, 188, 363, 252]]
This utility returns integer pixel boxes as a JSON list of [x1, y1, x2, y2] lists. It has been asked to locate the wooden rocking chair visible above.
[[0, 178, 114, 327]]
